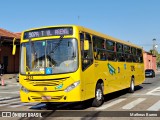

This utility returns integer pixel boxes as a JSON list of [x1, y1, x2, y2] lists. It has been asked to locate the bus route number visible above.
[[131, 66, 135, 71]]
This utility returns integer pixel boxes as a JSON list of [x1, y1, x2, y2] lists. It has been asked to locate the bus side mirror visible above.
[[12, 38, 17, 55], [84, 40, 89, 50]]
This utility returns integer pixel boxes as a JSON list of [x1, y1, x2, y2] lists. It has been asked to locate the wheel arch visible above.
[[131, 75, 135, 79], [96, 79, 104, 92]]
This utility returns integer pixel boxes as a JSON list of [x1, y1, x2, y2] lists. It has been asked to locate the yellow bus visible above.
[[13, 25, 145, 107]]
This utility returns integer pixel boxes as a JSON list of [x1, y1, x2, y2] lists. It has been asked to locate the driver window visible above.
[[80, 33, 93, 71]]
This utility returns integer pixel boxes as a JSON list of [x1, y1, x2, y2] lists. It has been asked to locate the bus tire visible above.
[[129, 78, 135, 93], [92, 83, 104, 107]]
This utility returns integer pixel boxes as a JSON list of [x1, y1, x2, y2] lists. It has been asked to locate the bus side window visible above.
[[80, 33, 84, 58], [131, 47, 137, 62], [80, 33, 93, 70], [124, 45, 132, 62], [106, 40, 116, 61], [93, 36, 105, 60], [137, 49, 143, 63], [116, 43, 124, 61]]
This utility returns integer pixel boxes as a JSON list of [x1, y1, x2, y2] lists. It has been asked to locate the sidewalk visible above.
[[0, 74, 20, 100], [1, 74, 17, 80]]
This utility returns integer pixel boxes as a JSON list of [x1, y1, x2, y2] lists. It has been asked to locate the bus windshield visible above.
[[20, 38, 78, 75]]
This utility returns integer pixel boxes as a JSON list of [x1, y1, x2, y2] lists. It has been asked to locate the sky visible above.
[[1, 0, 160, 52]]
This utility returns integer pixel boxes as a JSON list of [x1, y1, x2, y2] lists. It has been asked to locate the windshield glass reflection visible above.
[[20, 39, 78, 74]]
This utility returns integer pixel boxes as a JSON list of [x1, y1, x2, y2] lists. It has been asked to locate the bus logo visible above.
[[55, 83, 63, 90], [107, 63, 116, 75]]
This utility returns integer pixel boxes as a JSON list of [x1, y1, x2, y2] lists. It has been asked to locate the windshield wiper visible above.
[[50, 35, 64, 54]]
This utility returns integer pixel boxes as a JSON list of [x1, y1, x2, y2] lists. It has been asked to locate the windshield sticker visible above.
[[45, 68, 52, 74], [55, 83, 63, 90], [108, 63, 116, 75], [42, 41, 46, 46]]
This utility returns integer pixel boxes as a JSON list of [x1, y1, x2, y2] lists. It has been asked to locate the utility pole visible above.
[[77, 16, 81, 25]]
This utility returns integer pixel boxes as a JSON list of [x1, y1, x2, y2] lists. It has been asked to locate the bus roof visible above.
[[23, 24, 142, 49]]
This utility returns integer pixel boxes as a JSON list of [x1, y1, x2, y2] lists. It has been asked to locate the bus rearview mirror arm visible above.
[[12, 38, 17, 55]]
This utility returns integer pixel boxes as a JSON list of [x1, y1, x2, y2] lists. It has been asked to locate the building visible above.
[[143, 51, 156, 71], [0, 28, 20, 73]]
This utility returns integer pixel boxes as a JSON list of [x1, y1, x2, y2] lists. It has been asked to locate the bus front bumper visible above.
[[20, 87, 81, 102]]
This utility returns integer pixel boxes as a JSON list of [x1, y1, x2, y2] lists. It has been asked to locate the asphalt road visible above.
[[0, 73, 160, 120]]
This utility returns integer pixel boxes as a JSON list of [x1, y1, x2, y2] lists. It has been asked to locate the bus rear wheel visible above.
[[92, 83, 104, 107], [129, 78, 135, 93]]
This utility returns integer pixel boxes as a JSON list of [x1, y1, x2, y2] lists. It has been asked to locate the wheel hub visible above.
[[96, 89, 102, 100]]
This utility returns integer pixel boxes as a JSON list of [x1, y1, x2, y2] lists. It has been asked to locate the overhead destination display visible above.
[[23, 27, 73, 39]]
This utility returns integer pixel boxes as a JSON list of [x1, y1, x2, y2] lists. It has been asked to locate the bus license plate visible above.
[[42, 96, 51, 100]]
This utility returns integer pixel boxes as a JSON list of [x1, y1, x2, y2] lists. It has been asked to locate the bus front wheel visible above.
[[92, 83, 104, 107]]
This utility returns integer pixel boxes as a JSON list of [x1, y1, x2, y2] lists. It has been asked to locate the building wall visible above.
[[143, 52, 156, 71], [0, 46, 19, 73], [152, 56, 156, 71]]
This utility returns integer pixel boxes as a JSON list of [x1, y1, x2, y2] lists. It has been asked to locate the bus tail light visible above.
[[64, 81, 80, 92]]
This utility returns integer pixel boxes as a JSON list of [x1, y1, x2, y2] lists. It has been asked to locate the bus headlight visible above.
[[64, 81, 80, 92], [21, 85, 29, 93]]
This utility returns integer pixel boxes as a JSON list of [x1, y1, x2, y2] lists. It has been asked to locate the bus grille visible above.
[[31, 95, 64, 101], [26, 77, 69, 86]]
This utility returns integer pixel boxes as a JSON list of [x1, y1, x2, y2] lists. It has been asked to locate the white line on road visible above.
[[147, 100, 160, 111], [146, 86, 160, 95], [95, 98, 126, 110], [0, 97, 12, 100], [10, 103, 36, 108], [0, 98, 20, 104], [122, 98, 146, 110], [0, 91, 19, 94], [0, 101, 20, 107]]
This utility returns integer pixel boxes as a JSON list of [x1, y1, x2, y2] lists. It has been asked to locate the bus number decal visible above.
[[26, 76, 33, 80], [131, 66, 135, 71]]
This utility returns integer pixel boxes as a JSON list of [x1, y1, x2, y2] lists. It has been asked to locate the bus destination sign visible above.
[[23, 27, 73, 39]]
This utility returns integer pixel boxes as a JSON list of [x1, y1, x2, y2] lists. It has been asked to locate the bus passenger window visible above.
[[93, 36, 105, 60], [131, 47, 137, 62], [137, 49, 143, 63], [116, 43, 124, 62], [106, 40, 115, 51], [100, 51, 107, 60]]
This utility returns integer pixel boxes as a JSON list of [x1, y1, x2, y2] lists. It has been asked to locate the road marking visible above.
[[0, 101, 20, 107], [122, 98, 146, 110], [0, 98, 20, 104], [146, 87, 160, 96], [10, 103, 35, 108], [95, 98, 126, 110], [147, 100, 160, 111], [8, 83, 20, 86], [0, 97, 12, 100], [0, 91, 19, 94], [0, 97, 35, 108]]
